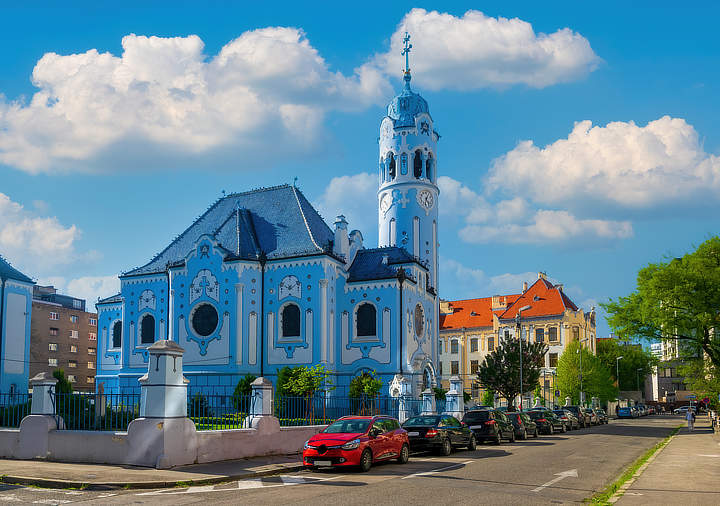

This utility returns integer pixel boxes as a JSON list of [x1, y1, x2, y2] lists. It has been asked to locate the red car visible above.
[[303, 415, 410, 472]]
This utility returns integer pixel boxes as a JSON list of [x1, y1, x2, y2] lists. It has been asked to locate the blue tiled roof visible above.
[[0, 255, 33, 283], [125, 185, 334, 275], [386, 80, 430, 128], [347, 247, 421, 282]]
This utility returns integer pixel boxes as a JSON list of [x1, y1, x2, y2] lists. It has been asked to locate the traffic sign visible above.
[[555, 390, 560, 397], [688, 394, 697, 399]]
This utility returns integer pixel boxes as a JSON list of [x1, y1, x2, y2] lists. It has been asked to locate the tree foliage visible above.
[[602, 236, 720, 368], [678, 359, 720, 410], [476, 334, 548, 409], [53, 369, 73, 394], [231, 374, 257, 411], [349, 371, 383, 398], [433, 386, 447, 401], [281, 364, 334, 398], [480, 389, 495, 407], [596, 339, 657, 391], [556, 340, 617, 405]]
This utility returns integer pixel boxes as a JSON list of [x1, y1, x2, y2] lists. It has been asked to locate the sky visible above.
[[1, 1, 718, 338]]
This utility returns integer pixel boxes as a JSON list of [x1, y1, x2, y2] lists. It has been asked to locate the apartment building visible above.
[[29, 286, 98, 391], [439, 273, 596, 405]]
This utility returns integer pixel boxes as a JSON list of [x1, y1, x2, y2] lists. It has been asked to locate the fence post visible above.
[[244, 377, 280, 431], [443, 376, 464, 418], [565, 396, 572, 407], [29, 372, 56, 416], [16, 373, 59, 459], [533, 397, 542, 408], [393, 375, 412, 423], [421, 388, 436, 415], [138, 340, 187, 418]]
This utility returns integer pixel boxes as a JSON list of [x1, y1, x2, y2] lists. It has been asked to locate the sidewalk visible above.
[[617, 417, 720, 505], [0, 453, 304, 490]]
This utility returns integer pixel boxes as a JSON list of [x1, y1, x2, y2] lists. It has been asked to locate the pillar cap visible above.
[[252, 377, 273, 387], [148, 339, 185, 355], [422, 388, 434, 395], [30, 372, 56, 384]]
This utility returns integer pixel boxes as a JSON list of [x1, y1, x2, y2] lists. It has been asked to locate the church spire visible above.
[[401, 32, 412, 87]]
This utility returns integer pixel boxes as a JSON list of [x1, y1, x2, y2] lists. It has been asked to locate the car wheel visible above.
[[509, 431, 516, 443], [359, 449, 372, 472], [522, 429, 527, 440], [396, 444, 409, 464], [562, 423, 567, 433], [467, 435, 477, 451], [534, 428, 539, 438], [440, 438, 452, 456], [549, 425, 554, 435], [494, 431, 502, 445]]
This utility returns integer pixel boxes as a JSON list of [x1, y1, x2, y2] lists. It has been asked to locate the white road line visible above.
[[237, 479, 265, 490], [531, 469, 579, 492], [401, 460, 473, 480], [186, 485, 216, 493], [0, 495, 23, 503], [32, 500, 72, 505], [135, 474, 346, 496]]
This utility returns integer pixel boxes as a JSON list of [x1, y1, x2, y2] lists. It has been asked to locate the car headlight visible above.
[[341, 438, 361, 450], [304, 440, 312, 449]]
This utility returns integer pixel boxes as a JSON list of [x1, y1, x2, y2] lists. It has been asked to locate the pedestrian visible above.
[[686, 408, 695, 432]]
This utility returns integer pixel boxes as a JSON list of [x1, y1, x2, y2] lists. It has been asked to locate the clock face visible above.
[[380, 193, 392, 214], [417, 189, 434, 210]]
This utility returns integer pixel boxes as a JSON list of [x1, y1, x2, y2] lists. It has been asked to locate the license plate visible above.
[[469, 425, 483, 430], [407, 431, 420, 436], [314, 460, 332, 466]]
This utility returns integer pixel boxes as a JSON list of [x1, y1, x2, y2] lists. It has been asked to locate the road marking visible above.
[[0, 495, 23, 502], [698, 454, 720, 457], [401, 460, 473, 480], [136, 474, 345, 495], [96, 493, 118, 498], [32, 500, 72, 505], [186, 485, 216, 493], [531, 469, 579, 492]]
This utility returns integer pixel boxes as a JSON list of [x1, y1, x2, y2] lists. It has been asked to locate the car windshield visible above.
[[527, 411, 546, 420], [553, 410, 567, 416], [403, 416, 441, 427], [323, 419, 371, 434], [463, 411, 491, 423]]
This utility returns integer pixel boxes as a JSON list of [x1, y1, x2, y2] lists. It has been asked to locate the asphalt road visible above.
[[0, 416, 682, 505]]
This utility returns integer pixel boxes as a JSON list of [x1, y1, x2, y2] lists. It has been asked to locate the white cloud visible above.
[[488, 116, 720, 211], [441, 258, 537, 298], [36, 275, 120, 309], [0, 29, 390, 174], [0, 193, 81, 274], [378, 8, 599, 90]]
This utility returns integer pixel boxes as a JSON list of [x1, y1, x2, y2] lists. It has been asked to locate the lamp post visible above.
[[578, 337, 589, 405], [515, 305, 532, 410], [616, 356, 623, 391]]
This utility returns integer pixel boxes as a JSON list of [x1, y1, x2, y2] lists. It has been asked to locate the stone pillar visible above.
[[443, 376, 464, 418], [244, 377, 280, 431], [127, 340, 197, 469], [16, 372, 62, 459], [395, 375, 412, 423], [533, 397, 542, 408], [591, 396, 599, 408], [29, 372, 57, 416], [565, 396, 572, 407], [421, 388, 436, 415]]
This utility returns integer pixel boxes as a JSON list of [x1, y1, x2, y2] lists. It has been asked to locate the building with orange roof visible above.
[[439, 272, 596, 406]]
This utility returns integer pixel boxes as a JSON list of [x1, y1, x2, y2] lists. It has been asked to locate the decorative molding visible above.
[[278, 275, 302, 300]]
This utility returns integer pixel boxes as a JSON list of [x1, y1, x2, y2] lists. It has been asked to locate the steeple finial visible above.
[[402, 32, 412, 85]]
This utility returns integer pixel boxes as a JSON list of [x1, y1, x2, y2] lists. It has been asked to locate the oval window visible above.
[[192, 303, 219, 337]]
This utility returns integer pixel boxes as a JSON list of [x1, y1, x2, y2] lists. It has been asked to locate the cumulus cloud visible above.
[[36, 275, 120, 308], [0, 29, 389, 174], [488, 116, 720, 211], [441, 258, 537, 298], [378, 8, 599, 90], [0, 193, 82, 274], [314, 172, 378, 246]]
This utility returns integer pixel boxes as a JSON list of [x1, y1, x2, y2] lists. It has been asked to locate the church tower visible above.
[[378, 33, 439, 290]]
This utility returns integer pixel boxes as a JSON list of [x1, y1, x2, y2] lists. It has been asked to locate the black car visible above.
[[553, 409, 579, 430], [402, 415, 476, 455], [564, 405, 591, 428], [462, 409, 515, 444], [594, 408, 609, 424], [506, 411, 539, 439], [527, 409, 566, 434]]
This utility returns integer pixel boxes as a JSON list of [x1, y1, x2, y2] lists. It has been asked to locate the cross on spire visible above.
[[401, 32, 412, 81]]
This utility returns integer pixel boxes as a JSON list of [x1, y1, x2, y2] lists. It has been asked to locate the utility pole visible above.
[[515, 305, 531, 410]]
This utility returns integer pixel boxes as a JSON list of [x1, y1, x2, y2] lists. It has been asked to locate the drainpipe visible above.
[[259, 252, 267, 377], [397, 268, 406, 376]]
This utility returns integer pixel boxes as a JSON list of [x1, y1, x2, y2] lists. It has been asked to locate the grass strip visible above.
[[587, 425, 681, 504]]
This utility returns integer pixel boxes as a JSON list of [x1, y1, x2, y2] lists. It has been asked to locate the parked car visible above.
[[617, 406, 633, 419], [594, 408, 609, 424], [673, 406, 696, 415], [553, 409, 579, 430], [630, 407, 640, 418], [527, 409, 566, 434], [506, 411, 539, 439], [401, 414, 476, 455], [303, 415, 409, 472], [462, 409, 516, 444], [564, 406, 592, 428]]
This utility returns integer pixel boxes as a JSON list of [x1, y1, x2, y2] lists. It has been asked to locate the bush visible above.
[[349, 371, 383, 399], [434, 386, 447, 401]]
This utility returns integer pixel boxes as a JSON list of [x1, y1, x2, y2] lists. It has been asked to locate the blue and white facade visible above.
[[96, 41, 440, 398], [0, 257, 34, 395]]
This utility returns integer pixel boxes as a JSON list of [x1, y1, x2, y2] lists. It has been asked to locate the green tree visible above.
[[53, 369, 73, 394], [602, 236, 720, 368], [678, 359, 720, 410], [231, 374, 257, 411], [480, 389, 495, 407], [476, 334, 548, 410], [463, 391, 472, 403], [349, 371, 383, 398], [556, 341, 617, 405], [433, 386, 447, 401], [284, 364, 334, 397], [596, 339, 657, 391]]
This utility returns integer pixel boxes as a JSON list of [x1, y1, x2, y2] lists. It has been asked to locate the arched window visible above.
[[140, 314, 155, 344], [413, 150, 423, 178], [401, 153, 408, 175], [426, 155, 433, 181], [388, 153, 396, 180], [281, 303, 301, 338], [356, 303, 376, 337], [112, 321, 122, 348]]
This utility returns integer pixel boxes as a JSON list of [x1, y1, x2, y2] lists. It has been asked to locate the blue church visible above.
[[96, 36, 440, 398], [0, 256, 34, 396]]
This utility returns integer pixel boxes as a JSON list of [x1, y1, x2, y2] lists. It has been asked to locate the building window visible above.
[[88, 347, 96, 355], [70, 345, 77, 353], [572, 327, 580, 341], [140, 314, 155, 344], [426, 156, 433, 180], [68, 360, 77, 368], [88, 332, 97, 341], [548, 327, 558, 342], [86, 376, 95, 384], [68, 375, 76, 383], [49, 312, 59, 321], [470, 360, 479, 374], [535, 328, 544, 343], [280, 303, 301, 339], [356, 303, 376, 337], [89, 318, 97, 326], [488, 337, 495, 351], [69, 330, 78, 339], [451, 361, 459, 375], [504, 330, 510, 339], [87, 362, 95, 369], [48, 358, 58, 366], [49, 327, 58, 336], [70, 315, 79, 323], [470, 338, 478, 353], [438, 362, 443, 376], [450, 340, 459, 354], [413, 150, 423, 178], [48, 343, 57, 351], [191, 303, 219, 337], [388, 153, 396, 179], [112, 321, 122, 349], [400, 153, 408, 174], [549, 353, 558, 368], [72, 299, 82, 309], [438, 341, 442, 355]]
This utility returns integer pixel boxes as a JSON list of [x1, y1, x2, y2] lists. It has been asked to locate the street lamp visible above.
[[578, 337, 589, 406], [516, 305, 532, 410], [616, 356, 623, 391]]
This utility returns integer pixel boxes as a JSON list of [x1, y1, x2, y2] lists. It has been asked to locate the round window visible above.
[[191, 303, 219, 337], [414, 304, 424, 337]]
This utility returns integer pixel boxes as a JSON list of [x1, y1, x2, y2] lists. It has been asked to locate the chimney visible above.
[[522, 281, 528, 293], [333, 215, 349, 259], [538, 272, 547, 280]]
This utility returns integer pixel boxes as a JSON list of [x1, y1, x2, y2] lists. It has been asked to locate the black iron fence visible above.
[[187, 392, 252, 430], [275, 394, 401, 426], [53, 392, 140, 431], [0, 393, 31, 428]]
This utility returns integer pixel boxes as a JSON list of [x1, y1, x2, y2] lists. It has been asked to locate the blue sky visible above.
[[1, 2, 718, 338]]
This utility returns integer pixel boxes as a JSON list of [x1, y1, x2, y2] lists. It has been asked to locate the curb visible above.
[[0, 463, 305, 491]]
